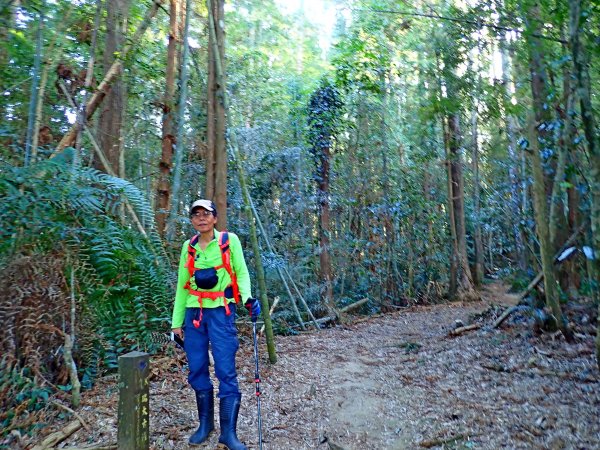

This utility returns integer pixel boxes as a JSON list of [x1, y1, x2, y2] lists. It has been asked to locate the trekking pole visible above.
[[251, 317, 263, 450]]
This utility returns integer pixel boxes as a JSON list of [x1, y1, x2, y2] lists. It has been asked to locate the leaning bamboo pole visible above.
[[209, 1, 319, 329], [247, 196, 320, 329], [231, 136, 277, 363]]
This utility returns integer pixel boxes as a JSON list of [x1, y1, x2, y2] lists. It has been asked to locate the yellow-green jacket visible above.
[[171, 230, 252, 328]]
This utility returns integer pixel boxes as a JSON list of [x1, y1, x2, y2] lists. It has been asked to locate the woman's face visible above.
[[191, 208, 217, 233]]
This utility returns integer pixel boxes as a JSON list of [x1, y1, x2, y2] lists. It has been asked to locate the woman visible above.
[[171, 199, 261, 449]]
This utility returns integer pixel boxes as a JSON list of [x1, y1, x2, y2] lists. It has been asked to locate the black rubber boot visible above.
[[189, 389, 214, 445], [217, 394, 247, 450]]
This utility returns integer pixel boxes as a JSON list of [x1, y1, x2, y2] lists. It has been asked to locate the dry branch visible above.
[[60, 446, 116, 450], [55, 80, 148, 238], [31, 420, 82, 450], [419, 433, 470, 448], [449, 323, 481, 336], [518, 221, 587, 300], [51, 401, 90, 432], [315, 298, 369, 324], [260, 296, 280, 334], [493, 305, 531, 328]]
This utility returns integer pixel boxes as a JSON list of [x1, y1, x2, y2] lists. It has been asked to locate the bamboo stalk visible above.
[[24, 10, 44, 166], [248, 196, 320, 329], [230, 133, 278, 363]]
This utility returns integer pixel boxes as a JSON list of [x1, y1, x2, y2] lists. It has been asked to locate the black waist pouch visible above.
[[194, 268, 218, 289]]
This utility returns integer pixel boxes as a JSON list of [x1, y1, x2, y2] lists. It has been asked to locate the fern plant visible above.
[[0, 152, 174, 431]]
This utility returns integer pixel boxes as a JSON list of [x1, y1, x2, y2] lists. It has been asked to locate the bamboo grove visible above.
[[0, 0, 599, 435]]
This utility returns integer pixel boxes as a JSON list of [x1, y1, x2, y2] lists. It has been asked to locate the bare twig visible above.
[[50, 400, 90, 432], [449, 323, 481, 336]]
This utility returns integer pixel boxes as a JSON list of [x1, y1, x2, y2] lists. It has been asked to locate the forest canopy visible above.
[[1, 0, 599, 441]]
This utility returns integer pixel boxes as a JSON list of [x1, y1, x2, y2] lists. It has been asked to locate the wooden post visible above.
[[117, 351, 150, 450]]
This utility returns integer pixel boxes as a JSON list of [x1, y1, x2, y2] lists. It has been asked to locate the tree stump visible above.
[[117, 351, 149, 450]]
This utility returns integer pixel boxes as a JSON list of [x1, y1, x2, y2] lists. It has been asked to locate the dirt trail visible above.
[[21, 283, 600, 450]]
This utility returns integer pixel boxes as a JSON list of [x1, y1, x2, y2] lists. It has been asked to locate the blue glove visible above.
[[245, 297, 261, 322]]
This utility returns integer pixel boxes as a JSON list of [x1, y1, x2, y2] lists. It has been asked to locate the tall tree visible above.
[[522, 0, 573, 340], [166, 0, 191, 242], [568, 0, 600, 364], [446, 112, 478, 301], [206, 0, 227, 228], [156, 0, 180, 237], [308, 79, 343, 320], [96, 0, 130, 175]]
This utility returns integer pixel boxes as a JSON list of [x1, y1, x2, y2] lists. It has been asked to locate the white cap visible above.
[[190, 199, 216, 214]]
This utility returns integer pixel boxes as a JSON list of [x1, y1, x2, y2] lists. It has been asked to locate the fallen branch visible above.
[[518, 221, 587, 300], [50, 400, 90, 432], [66, 444, 117, 450], [493, 305, 531, 328], [449, 323, 481, 336], [31, 420, 82, 450], [420, 433, 470, 448], [481, 363, 509, 372], [314, 298, 369, 324]]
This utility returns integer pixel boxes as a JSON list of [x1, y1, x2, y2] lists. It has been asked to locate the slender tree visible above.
[[156, 0, 180, 237], [307, 79, 343, 320], [568, 0, 600, 364], [24, 9, 44, 166], [206, 0, 227, 228], [446, 112, 478, 301], [96, 0, 130, 174], [166, 0, 191, 242], [527, 119, 574, 341]]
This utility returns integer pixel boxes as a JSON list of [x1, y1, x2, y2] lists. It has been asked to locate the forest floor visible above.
[[16, 282, 600, 450]]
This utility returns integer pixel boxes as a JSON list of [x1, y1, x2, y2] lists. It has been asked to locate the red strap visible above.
[[193, 298, 203, 328], [188, 289, 232, 317], [185, 234, 199, 280], [188, 290, 225, 299], [218, 232, 241, 304], [184, 232, 239, 324]]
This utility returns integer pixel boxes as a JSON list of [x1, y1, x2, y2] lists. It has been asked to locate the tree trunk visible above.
[[96, 0, 130, 174], [205, 1, 216, 201], [213, 0, 227, 229], [447, 114, 478, 301], [443, 120, 458, 299], [522, 1, 573, 341], [471, 108, 484, 286], [569, 0, 600, 364], [527, 119, 574, 342], [156, 0, 180, 237], [308, 82, 341, 320], [24, 10, 44, 166], [318, 143, 335, 317], [205, 0, 227, 228], [166, 0, 191, 242], [76, 0, 102, 154], [499, 34, 526, 270]]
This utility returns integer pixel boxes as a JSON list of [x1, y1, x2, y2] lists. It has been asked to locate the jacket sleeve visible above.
[[171, 240, 191, 328], [229, 233, 252, 302]]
